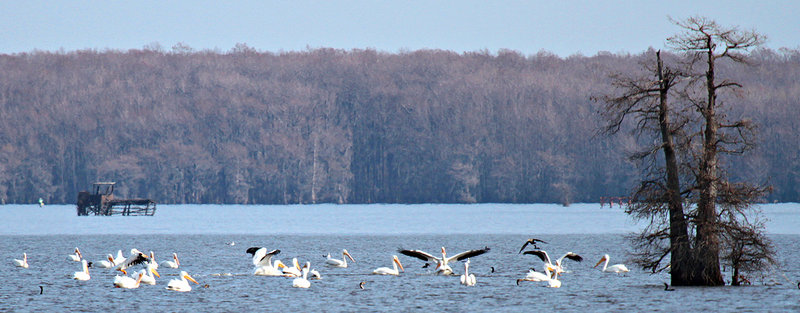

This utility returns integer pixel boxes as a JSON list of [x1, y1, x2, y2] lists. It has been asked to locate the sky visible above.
[[1, 1, 798, 57]]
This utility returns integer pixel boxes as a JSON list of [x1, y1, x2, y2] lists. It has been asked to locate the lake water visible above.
[[1, 203, 798, 311]]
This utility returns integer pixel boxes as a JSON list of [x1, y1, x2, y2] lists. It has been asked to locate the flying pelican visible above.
[[73, 259, 91, 281], [460, 259, 476, 286], [13, 253, 28, 268], [160, 253, 180, 269], [166, 271, 199, 292], [523, 250, 583, 274], [324, 249, 355, 268], [292, 263, 311, 288], [136, 262, 161, 285], [114, 272, 145, 289], [114, 249, 149, 275], [518, 238, 549, 253], [246, 247, 282, 276], [398, 246, 491, 275], [67, 247, 82, 262], [594, 254, 629, 273], [372, 255, 404, 276], [95, 254, 116, 268]]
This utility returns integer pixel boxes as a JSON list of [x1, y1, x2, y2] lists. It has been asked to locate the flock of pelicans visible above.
[[11, 238, 631, 292]]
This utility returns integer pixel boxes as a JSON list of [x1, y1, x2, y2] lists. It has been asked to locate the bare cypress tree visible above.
[[597, 50, 696, 285], [668, 16, 769, 286], [598, 17, 775, 286]]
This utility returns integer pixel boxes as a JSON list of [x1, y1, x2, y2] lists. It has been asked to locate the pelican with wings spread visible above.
[[398, 246, 490, 275]]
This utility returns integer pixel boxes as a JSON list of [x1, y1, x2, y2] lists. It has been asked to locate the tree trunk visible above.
[[693, 40, 725, 286], [655, 51, 694, 286]]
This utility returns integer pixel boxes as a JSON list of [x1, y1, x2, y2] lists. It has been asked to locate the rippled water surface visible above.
[[1, 203, 798, 312]]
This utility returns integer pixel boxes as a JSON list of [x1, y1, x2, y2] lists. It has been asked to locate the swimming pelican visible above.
[[114, 249, 149, 275], [247, 247, 282, 276], [166, 271, 199, 292], [136, 262, 161, 285], [523, 250, 583, 274], [460, 259, 476, 286], [518, 238, 549, 253], [148, 251, 158, 270], [292, 263, 311, 288], [160, 253, 180, 269], [594, 254, 629, 273], [95, 254, 116, 268], [73, 259, 91, 281], [398, 246, 491, 275], [309, 268, 322, 280], [372, 255, 404, 275], [518, 267, 553, 283], [114, 272, 145, 289], [67, 247, 82, 262], [325, 249, 355, 268], [282, 258, 303, 277], [13, 253, 28, 268]]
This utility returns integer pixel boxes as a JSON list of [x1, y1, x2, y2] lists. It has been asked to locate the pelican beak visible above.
[[346, 251, 355, 262], [186, 274, 199, 285], [594, 258, 605, 268], [396, 258, 405, 272], [151, 268, 161, 278], [120, 268, 128, 275]]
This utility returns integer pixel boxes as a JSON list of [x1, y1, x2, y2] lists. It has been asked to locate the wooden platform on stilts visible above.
[[76, 182, 156, 216]]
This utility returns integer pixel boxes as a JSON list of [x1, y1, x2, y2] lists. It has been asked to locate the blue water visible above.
[[1, 203, 798, 311]]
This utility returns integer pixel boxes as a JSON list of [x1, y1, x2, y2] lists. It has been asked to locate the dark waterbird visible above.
[[663, 283, 675, 291], [518, 238, 548, 253]]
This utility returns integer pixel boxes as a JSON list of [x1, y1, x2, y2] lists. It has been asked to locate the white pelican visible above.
[[518, 238, 549, 253], [13, 253, 28, 268], [292, 263, 311, 288], [148, 251, 158, 270], [282, 258, 302, 277], [247, 247, 282, 276], [114, 272, 145, 289], [95, 254, 116, 268], [372, 255, 404, 275], [517, 267, 561, 288], [324, 249, 355, 268], [160, 253, 180, 269], [166, 271, 199, 292], [67, 247, 83, 262], [309, 268, 322, 280], [136, 263, 161, 285], [460, 259, 476, 286], [398, 246, 491, 275], [112, 250, 126, 265], [594, 254, 630, 273], [523, 250, 583, 275], [114, 249, 149, 275], [73, 260, 91, 281]]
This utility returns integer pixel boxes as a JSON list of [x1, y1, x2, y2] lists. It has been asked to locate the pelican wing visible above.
[[252, 248, 281, 267], [447, 247, 491, 263], [558, 252, 583, 263], [522, 250, 552, 265], [398, 249, 440, 263], [246, 247, 263, 256], [115, 253, 148, 271]]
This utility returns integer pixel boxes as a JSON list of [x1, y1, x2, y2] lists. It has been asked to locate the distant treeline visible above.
[[1, 47, 798, 204]]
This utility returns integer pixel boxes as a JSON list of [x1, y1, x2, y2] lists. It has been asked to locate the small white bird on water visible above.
[[460, 259, 476, 286], [73, 259, 90, 281], [13, 253, 29, 268]]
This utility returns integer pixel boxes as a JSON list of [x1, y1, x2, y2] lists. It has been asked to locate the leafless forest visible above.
[[1, 47, 797, 204]]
